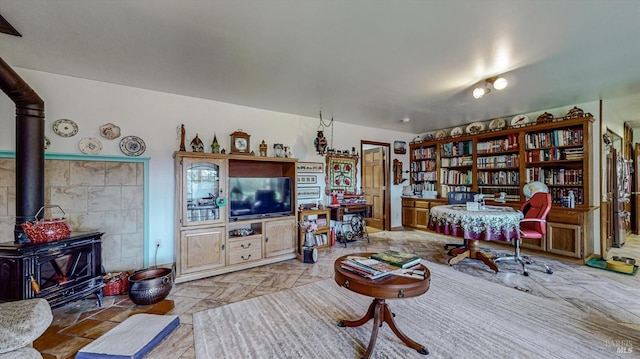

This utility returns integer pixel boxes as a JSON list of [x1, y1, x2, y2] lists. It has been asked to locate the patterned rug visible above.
[[193, 261, 640, 358]]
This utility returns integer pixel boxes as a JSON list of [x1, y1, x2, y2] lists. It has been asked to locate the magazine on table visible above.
[[371, 250, 421, 269]]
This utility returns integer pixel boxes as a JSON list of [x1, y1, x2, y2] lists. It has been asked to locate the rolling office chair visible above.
[[494, 191, 554, 276], [443, 191, 478, 252]]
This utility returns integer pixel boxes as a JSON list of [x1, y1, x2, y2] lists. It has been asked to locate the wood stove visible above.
[[0, 231, 104, 308]]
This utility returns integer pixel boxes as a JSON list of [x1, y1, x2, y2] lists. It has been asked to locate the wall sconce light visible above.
[[473, 76, 508, 99]]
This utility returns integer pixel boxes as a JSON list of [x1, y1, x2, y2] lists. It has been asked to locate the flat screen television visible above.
[[229, 177, 293, 221]]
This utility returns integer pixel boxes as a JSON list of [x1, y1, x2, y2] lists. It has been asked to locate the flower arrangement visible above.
[[300, 220, 318, 247], [299, 220, 318, 233]]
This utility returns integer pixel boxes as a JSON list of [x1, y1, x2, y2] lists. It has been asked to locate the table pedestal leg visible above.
[[338, 298, 429, 358], [448, 239, 499, 273]]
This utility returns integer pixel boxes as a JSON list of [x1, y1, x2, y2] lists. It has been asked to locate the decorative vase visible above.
[[304, 232, 315, 247]]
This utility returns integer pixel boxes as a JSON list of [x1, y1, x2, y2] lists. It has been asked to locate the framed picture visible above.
[[325, 154, 358, 194], [297, 186, 321, 199], [297, 175, 317, 184], [297, 162, 324, 173], [394, 140, 407, 154]]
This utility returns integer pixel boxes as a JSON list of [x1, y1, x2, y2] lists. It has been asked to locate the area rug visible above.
[[193, 262, 640, 359]]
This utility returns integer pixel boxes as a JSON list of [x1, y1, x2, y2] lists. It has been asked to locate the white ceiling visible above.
[[2, 1, 640, 134]]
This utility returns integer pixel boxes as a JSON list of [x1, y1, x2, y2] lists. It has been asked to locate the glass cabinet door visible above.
[[182, 158, 226, 226]]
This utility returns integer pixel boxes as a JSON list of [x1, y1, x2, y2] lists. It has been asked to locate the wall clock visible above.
[[230, 129, 251, 155]]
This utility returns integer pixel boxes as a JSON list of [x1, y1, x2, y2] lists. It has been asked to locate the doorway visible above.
[[361, 141, 390, 231]]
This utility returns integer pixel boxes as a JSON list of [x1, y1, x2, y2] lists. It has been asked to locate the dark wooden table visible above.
[[334, 253, 431, 359]]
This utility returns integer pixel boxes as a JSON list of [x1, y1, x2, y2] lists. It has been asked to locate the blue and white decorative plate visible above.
[[119, 135, 146, 156]]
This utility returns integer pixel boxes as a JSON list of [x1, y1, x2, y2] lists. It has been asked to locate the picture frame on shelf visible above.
[[393, 140, 407, 154], [325, 153, 358, 194], [297, 162, 324, 173], [297, 186, 321, 199], [297, 175, 317, 184]]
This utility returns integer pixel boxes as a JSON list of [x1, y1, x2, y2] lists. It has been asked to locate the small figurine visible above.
[[273, 143, 284, 158], [179, 124, 186, 151], [221, 148, 226, 154], [284, 146, 290, 158], [191, 134, 204, 152], [211, 133, 220, 154], [259, 140, 268, 157]]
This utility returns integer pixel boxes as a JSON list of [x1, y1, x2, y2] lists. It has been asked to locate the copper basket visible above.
[[103, 272, 130, 296], [21, 205, 71, 243]]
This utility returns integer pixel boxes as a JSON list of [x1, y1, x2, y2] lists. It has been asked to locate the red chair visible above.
[[494, 192, 553, 276]]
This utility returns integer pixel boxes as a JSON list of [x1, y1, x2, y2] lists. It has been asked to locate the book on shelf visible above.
[[371, 250, 421, 269]]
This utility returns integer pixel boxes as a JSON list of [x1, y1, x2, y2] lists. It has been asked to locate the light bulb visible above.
[[473, 87, 489, 99], [493, 77, 508, 90]]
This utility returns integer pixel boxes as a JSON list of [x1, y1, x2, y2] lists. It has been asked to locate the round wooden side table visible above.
[[334, 253, 431, 358]]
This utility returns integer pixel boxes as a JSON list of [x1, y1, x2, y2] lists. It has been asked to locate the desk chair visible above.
[[443, 191, 478, 252], [494, 192, 553, 276]]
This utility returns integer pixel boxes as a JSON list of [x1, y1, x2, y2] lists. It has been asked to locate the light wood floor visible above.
[[35, 230, 640, 359]]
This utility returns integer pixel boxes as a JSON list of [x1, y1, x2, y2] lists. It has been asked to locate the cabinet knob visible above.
[[265, 237, 269, 242], [221, 244, 225, 250]]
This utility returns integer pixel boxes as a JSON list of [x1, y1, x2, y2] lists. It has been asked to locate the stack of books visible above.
[[340, 256, 397, 279], [371, 250, 421, 269], [340, 251, 422, 280]]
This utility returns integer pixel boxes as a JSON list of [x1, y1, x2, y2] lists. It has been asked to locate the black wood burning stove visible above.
[[0, 232, 104, 308]]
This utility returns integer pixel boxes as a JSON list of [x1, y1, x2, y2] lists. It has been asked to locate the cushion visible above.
[[0, 299, 52, 354], [0, 346, 43, 359]]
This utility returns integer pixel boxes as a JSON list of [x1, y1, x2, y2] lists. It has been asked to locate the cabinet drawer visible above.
[[402, 199, 415, 207], [228, 236, 263, 265], [547, 210, 581, 225], [415, 201, 429, 209]]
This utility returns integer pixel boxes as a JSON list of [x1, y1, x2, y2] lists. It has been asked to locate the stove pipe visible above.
[[0, 57, 45, 244]]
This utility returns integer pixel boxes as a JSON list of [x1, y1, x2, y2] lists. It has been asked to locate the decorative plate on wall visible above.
[[79, 137, 103, 155], [435, 130, 447, 139], [489, 118, 506, 130], [120, 136, 146, 156], [99, 123, 121, 140], [465, 122, 485, 134], [511, 115, 531, 127], [44, 136, 51, 150], [52, 119, 79, 137], [450, 127, 464, 136]]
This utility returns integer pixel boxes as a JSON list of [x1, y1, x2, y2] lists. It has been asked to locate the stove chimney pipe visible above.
[[0, 57, 45, 244]]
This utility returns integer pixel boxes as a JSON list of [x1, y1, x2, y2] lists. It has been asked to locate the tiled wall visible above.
[[0, 158, 144, 272]]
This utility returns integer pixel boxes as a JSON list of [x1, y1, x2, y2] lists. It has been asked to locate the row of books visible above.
[[476, 154, 520, 168], [526, 148, 583, 162], [440, 169, 473, 185], [412, 146, 437, 159], [441, 140, 473, 157], [524, 128, 583, 148], [477, 170, 519, 186], [440, 156, 473, 167], [525, 168, 583, 185], [340, 250, 422, 280], [476, 134, 519, 153]]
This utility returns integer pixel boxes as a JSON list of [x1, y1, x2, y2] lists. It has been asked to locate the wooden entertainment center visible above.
[[174, 152, 298, 283], [404, 115, 598, 263]]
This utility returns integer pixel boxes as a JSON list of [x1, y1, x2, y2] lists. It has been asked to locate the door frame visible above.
[[360, 140, 391, 230]]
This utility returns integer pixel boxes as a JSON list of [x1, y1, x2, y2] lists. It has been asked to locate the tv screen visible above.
[[229, 177, 293, 221]]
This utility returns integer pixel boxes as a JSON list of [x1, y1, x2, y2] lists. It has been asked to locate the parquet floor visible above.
[[34, 230, 640, 359]]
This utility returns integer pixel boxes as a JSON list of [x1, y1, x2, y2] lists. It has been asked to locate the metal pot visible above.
[[128, 267, 174, 305]]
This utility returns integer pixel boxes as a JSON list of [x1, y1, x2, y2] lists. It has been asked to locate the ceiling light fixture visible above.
[[473, 76, 508, 99]]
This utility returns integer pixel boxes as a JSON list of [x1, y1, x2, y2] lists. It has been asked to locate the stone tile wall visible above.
[[0, 158, 144, 272]]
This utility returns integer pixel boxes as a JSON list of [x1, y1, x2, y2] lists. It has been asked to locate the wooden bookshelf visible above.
[[297, 208, 331, 255], [405, 115, 597, 262]]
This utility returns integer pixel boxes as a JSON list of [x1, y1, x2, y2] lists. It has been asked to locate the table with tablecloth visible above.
[[428, 204, 522, 271]]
